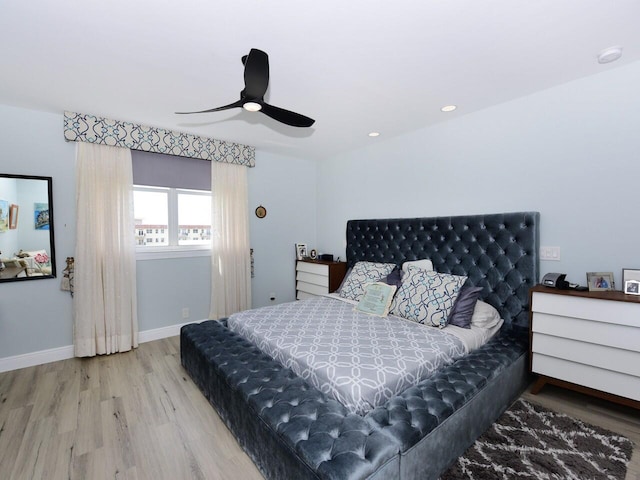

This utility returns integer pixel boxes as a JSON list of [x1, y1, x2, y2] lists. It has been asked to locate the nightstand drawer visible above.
[[296, 271, 329, 288], [296, 261, 328, 276]]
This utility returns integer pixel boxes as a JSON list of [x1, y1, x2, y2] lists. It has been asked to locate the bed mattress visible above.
[[227, 295, 468, 415]]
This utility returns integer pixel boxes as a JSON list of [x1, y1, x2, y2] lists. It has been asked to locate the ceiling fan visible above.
[[176, 48, 315, 128]]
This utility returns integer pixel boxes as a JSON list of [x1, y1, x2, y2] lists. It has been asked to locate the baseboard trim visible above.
[[0, 319, 205, 373]]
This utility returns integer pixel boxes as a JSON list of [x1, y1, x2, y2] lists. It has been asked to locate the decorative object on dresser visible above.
[[625, 280, 640, 295], [295, 258, 347, 300], [308, 248, 317, 260], [623, 268, 640, 295], [586, 271, 615, 291], [529, 285, 640, 409]]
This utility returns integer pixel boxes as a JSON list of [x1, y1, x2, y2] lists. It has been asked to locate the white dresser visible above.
[[529, 285, 640, 409], [295, 260, 347, 300]]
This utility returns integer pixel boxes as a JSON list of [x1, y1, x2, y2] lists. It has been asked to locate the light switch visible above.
[[540, 246, 561, 261]]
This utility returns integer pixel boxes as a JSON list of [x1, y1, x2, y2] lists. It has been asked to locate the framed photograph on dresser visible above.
[[586, 271, 615, 291], [622, 268, 640, 287]]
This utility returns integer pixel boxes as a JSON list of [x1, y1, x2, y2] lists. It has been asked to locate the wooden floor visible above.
[[0, 337, 638, 480]]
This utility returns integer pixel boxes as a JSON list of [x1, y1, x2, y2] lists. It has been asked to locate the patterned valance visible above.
[[63, 111, 255, 167]]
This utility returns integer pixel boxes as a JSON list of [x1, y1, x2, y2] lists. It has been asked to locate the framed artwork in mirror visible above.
[[9, 204, 19, 229]]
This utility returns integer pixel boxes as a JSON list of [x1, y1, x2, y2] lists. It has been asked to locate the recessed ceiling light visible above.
[[598, 46, 623, 64], [441, 105, 457, 112], [243, 102, 262, 112], [368, 132, 380, 137]]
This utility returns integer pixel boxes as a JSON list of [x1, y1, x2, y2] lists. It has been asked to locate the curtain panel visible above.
[[210, 162, 251, 319], [74, 142, 138, 357]]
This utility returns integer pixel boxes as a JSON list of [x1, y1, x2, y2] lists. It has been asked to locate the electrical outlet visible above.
[[182, 307, 190, 319], [269, 293, 276, 301]]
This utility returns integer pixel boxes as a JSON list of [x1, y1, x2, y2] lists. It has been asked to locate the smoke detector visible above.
[[598, 46, 623, 64]]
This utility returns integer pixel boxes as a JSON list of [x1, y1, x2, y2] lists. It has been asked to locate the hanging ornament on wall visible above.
[[255, 205, 267, 218]]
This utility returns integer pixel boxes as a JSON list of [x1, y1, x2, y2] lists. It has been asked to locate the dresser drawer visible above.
[[532, 354, 640, 401], [532, 332, 640, 376], [296, 281, 328, 296], [531, 312, 640, 352], [532, 292, 640, 328]]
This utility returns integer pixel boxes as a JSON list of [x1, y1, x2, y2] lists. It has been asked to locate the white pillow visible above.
[[402, 259, 434, 273], [390, 266, 467, 328], [470, 300, 502, 329], [338, 261, 396, 302]]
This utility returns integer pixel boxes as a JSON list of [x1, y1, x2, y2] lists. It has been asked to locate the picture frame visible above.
[[9, 204, 18, 229], [586, 271, 615, 291], [295, 243, 308, 260], [624, 280, 640, 295], [309, 249, 317, 260], [622, 268, 640, 288], [34, 202, 49, 230]]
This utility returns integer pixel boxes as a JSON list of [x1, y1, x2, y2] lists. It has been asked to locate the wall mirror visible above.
[[0, 174, 56, 283]]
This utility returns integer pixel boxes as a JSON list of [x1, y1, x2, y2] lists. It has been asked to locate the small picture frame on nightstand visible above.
[[295, 243, 308, 260]]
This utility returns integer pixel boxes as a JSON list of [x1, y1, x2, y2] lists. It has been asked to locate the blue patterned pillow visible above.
[[338, 261, 397, 302], [390, 266, 467, 328]]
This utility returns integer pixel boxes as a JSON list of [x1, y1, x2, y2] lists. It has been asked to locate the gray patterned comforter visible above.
[[227, 296, 467, 415]]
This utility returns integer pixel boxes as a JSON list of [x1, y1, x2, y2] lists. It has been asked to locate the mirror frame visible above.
[[0, 173, 56, 283]]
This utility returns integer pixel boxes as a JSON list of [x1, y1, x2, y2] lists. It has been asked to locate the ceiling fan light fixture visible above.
[[243, 101, 262, 112]]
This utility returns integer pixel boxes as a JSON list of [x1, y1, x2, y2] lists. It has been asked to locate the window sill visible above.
[[136, 247, 211, 261]]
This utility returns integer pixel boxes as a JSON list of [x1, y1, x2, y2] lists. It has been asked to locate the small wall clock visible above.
[[255, 205, 267, 219]]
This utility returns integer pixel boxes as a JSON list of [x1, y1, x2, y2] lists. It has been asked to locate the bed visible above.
[[181, 211, 539, 479]]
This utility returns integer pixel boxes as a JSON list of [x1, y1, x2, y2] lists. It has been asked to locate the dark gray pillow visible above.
[[448, 286, 483, 328], [384, 269, 403, 288]]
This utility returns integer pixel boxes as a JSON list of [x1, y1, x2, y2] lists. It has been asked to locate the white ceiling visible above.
[[2, 0, 640, 160]]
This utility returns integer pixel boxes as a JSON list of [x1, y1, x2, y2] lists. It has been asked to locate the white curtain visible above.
[[74, 142, 138, 357], [210, 161, 251, 319]]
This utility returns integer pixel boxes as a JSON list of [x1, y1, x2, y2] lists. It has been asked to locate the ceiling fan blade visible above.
[[175, 99, 243, 114], [260, 103, 315, 127], [243, 48, 269, 100]]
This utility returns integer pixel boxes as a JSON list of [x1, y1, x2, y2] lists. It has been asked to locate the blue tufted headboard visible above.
[[345, 212, 540, 328]]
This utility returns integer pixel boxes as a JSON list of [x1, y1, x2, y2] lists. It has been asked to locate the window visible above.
[[134, 185, 212, 257]]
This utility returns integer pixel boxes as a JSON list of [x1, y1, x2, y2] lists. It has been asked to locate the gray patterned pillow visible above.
[[390, 266, 467, 328], [338, 261, 397, 302]]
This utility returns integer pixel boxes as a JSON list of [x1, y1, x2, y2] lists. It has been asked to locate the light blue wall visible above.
[[0, 105, 317, 359], [317, 60, 640, 289], [249, 151, 317, 307], [0, 105, 76, 357]]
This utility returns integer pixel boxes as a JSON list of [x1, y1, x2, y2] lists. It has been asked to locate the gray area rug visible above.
[[441, 399, 633, 480]]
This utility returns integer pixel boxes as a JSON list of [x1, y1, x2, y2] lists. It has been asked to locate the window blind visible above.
[[132, 150, 211, 190]]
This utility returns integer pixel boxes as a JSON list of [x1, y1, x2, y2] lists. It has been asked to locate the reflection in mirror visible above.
[[0, 174, 56, 283]]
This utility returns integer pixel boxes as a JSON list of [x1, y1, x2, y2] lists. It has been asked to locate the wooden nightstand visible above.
[[295, 259, 347, 300], [529, 285, 640, 409]]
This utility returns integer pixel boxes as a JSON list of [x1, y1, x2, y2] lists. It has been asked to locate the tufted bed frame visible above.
[[181, 211, 540, 479]]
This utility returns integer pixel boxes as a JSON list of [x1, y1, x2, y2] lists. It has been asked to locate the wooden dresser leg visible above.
[[530, 376, 547, 395]]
